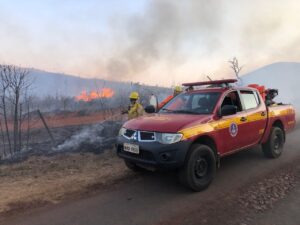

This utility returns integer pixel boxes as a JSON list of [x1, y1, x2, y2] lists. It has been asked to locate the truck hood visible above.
[[123, 113, 212, 133]]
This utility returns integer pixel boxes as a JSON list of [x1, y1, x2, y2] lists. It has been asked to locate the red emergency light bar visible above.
[[182, 79, 237, 87]]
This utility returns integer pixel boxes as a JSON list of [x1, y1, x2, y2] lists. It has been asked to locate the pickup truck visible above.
[[117, 79, 296, 191]]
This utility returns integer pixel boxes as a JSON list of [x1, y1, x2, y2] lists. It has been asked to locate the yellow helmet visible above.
[[129, 91, 139, 99], [174, 86, 182, 93], [174, 86, 182, 92]]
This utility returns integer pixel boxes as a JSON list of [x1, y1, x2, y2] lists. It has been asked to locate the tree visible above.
[[0, 65, 32, 155], [228, 57, 243, 85], [0, 65, 12, 155]]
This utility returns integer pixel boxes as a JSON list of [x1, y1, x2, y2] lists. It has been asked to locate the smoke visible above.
[[241, 61, 300, 126], [54, 120, 122, 152], [106, 0, 224, 79], [104, 0, 300, 82], [1, 1, 300, 84]]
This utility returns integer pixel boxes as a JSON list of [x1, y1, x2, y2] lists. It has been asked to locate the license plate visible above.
[[123, 143, 140, 154]]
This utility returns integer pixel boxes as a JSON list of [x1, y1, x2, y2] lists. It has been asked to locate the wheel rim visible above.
[[273, 133, 282, 154], [194, 157, 208, 178]]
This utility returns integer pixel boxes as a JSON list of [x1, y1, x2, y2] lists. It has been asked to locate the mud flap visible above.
[[217, 153, 221, 168]]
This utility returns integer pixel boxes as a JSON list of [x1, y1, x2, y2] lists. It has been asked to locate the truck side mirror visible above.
[[149, 94, 158, 111], [145, 105, 156, 113], [221, 105, 237, 116]]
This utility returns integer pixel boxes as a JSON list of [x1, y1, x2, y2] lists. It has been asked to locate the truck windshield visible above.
[[159, 92, 221, 115]]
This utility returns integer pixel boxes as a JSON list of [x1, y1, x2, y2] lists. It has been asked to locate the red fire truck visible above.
[[117, 79, 296, 191]]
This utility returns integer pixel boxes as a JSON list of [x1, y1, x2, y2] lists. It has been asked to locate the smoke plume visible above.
[[106, 0, 223, 79], [104, 0, 300, 82], [55, 120, 122, 152], [1, 1, 300, 84]]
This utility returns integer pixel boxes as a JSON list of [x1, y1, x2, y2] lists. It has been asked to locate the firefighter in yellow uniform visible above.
[[123, 92, 144, 120]]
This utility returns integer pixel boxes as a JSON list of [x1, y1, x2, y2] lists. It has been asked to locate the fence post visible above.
[[37, 109, 56, 146]]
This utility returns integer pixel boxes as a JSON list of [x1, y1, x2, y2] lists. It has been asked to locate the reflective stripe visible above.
[[288, 121, 295, 125], [268, 107, 295, 118], [180, 107, 293, 139]]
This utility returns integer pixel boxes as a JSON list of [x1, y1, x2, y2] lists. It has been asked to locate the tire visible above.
[[179, 144, 216, 191], [124, 160, 145, 172], [262, 127, 285, 158]]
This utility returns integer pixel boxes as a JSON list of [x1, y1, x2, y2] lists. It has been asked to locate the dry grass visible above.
[[39, 111, 121, 128], [0, 150, 131, 214], [5, 110, 122, 130]]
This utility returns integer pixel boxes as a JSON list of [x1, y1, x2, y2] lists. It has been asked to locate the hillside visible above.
[[30, 69, 129, 97], [242, 62, 300, 110], [29, 63, 300, 110], [28, 69, 170, 102]]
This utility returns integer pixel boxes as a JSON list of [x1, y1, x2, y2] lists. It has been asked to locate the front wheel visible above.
[[262, 127, 285, 158], [179, 144, 216, 191]]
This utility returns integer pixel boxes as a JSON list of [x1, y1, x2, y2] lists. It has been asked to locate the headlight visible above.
[[119, 127, 126, 136], [156, 133, 183, 144]]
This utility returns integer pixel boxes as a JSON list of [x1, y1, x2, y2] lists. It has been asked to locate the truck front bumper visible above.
[[116, 136, 192, 170]]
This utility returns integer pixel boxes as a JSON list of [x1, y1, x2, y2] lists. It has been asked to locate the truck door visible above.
[[239, 90, 268, 146], [217, 91, 248, 154]]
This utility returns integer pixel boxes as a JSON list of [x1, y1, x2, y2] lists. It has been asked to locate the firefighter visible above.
[[122, 91, 144, 120], [158, 86, 182, 108]]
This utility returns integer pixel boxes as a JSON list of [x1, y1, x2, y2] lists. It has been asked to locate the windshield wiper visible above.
[[171, 110, 199, 114], [161, 108, 200, 114], [161, 108, 175, 112]]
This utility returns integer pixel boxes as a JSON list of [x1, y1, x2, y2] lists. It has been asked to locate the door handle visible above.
[[240, 117, 247, 122], [261, 112, 266, 116]]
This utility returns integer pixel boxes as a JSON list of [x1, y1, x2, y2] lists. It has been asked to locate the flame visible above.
[[75, 88, 114, 102]]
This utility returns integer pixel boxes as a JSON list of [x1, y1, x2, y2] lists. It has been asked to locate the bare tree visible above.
[[25, 95, 32, 151], [229, 57, 243, 84], [0, 65, 12, 155], [9, 66, 31, 152], [0, 119, 6, 156], [0, 65, 32, 155]]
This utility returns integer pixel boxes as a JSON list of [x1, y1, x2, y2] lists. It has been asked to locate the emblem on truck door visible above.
[[229, 122, 238, 137]]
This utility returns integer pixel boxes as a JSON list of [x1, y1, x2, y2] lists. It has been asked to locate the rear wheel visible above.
[[262, 127, 285, 158], [179, 144, 216, 191]]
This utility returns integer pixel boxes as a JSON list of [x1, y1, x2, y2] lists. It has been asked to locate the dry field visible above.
[[0, 150, 131, 215], [0, 110, 127, 215]]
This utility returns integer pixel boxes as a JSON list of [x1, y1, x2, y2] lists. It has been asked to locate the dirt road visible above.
[[2, 128, 300, 225]]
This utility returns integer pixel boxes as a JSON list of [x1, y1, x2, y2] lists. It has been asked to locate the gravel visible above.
[[238, 166, 299, 213]]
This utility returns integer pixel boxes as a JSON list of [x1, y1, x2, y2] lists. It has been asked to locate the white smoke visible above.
[[242, 62, 300, 121], [54, 120, 122, 152]]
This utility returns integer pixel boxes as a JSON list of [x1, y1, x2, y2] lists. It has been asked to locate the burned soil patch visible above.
[[1, 120, 123, 164]]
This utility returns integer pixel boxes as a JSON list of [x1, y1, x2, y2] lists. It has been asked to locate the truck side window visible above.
[[240, 91, 259, 110], [221, 91, 243, 112]]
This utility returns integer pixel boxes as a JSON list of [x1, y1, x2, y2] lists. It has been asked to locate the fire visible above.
[[75, 88, 114, 102]]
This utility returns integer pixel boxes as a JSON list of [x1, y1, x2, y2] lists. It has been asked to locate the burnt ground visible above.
[[0, 119, 123, 163], [0, 119, 125, 215], [1, 126, 300, 225]]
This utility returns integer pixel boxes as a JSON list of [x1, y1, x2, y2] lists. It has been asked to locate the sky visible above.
[[1, 0, 300, 86]]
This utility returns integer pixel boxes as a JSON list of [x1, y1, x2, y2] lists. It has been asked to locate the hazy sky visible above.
[[1, 0, 300, 86]]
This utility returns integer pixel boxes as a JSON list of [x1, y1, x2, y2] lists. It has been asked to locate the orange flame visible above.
[[75, 88, 114, 102]]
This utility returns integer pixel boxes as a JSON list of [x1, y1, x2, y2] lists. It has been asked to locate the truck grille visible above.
[[140, 131, 155, 141], [122, 129, 156, 142]]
